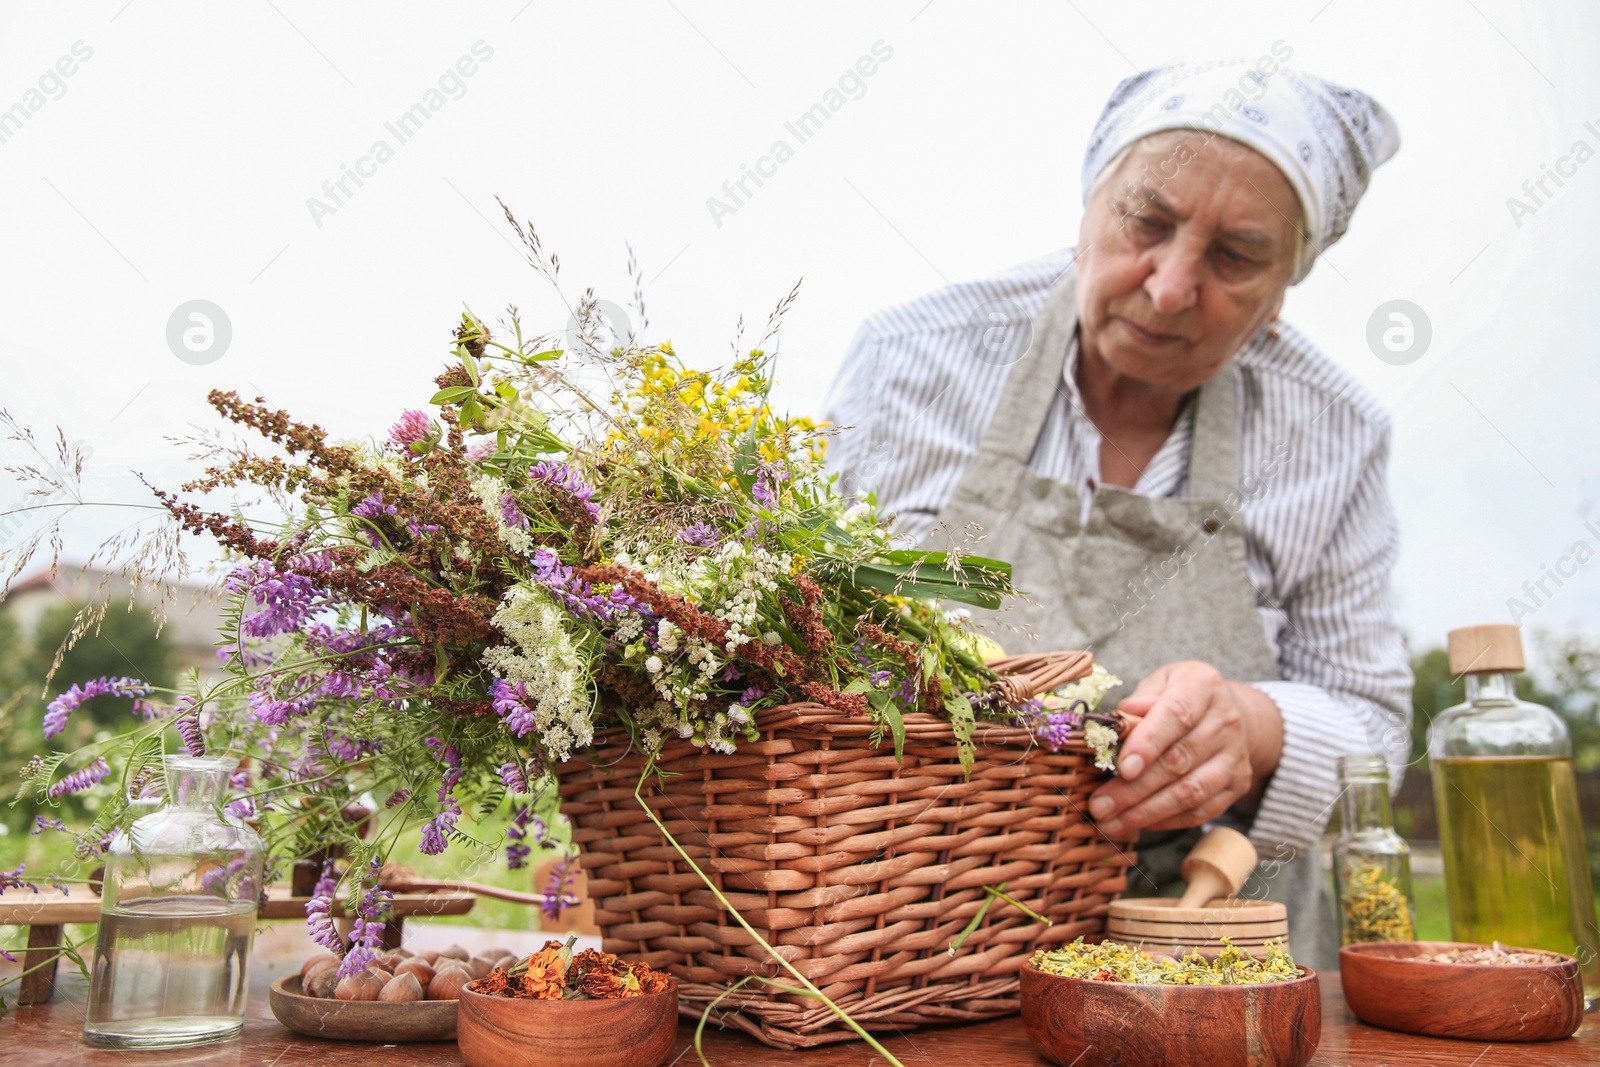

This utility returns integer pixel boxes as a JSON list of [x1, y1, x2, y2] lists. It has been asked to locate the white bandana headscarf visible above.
[[1082, 60, 1401, 283]]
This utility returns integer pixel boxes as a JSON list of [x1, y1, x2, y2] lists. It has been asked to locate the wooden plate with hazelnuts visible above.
[[269, 946, 512, 1042]]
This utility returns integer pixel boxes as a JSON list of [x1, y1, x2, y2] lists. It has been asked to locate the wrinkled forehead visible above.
[[1092, 130, 1305, 239]]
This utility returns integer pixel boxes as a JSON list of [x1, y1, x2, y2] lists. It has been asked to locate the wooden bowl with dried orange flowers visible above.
[[457, 937, 679, 1067]]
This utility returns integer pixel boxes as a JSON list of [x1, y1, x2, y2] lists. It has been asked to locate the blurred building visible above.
[[4, 565, 225, 680]]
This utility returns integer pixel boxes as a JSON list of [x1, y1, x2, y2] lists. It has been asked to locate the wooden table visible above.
[[3, 957, 1593, 1065]]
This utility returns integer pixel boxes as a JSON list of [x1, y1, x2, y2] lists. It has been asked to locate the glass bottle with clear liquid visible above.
[[1333, 754, 1417, 944], [1429, 624, 1600, 1007], [84, 755, 266, 1049]]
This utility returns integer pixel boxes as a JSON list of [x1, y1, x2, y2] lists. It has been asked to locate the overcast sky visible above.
[[2, 0, 1597, 659]]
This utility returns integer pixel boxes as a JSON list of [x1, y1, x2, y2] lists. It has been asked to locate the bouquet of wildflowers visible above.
[[7, 220, 1123, 984]]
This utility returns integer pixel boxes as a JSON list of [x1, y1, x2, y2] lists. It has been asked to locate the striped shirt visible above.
[[823, 247, 1414, 855]]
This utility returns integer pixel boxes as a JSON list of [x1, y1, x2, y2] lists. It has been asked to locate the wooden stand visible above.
[[0, 884, 475, 1004]]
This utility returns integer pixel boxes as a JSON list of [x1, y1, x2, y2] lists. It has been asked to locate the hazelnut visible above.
[[394, 959, 436, 985], [464, 956, 495, 980], [301, 953, 341, 979], [304, 967, 341, 999], [379, 971, 425, 1002], [334, 967, 387, 1001], [437, 944, 471, 962], [427, 966, 472, 1001]]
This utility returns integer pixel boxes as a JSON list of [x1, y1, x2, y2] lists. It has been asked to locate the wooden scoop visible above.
[[1176, 826, 1258, 908]]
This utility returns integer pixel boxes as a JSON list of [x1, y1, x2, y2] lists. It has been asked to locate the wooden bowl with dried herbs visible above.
[[1019, 938, 1321, 1067], [457, 938, 678, 1067], [1340, 940, 1584, 1041]]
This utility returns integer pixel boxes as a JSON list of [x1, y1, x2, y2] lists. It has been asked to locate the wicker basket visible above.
[[556, 652, 1135, 1048]]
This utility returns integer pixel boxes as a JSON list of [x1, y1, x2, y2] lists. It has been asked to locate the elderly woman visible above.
[[824, 61, 1412, 972]]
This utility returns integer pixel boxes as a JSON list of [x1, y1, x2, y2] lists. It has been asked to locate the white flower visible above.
[[1056, 665, 1122, 712], [761, 631, 781, 646], [1085, 721, 1120, 773], [656, 619, 681, 653], [645, 655, 663, 674]]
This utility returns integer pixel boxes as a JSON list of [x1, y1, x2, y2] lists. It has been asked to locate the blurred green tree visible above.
[[0, 599, 176, 836]]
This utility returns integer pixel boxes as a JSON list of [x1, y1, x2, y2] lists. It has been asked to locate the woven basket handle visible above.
[[983, 650, 1094, 710]]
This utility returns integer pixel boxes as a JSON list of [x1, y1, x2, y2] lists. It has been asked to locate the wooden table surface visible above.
[[4, 958, 1594, 1067]]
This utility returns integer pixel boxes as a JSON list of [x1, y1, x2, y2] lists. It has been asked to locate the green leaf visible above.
[[879, 697, 906, 762], [430, 386, 478, 404], [848, 563, 1006, 610], [841, 678, 873, 696], [526, 349, 562, 362], [944, 692, 976, 775]]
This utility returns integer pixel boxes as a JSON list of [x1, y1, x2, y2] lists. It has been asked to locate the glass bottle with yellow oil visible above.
[[1429, 624, 1600, 1006]]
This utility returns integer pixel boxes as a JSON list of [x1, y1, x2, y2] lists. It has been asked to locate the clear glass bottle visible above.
[[1333, 754, 1417, 944], [1429, 624, 1600, 1007], [84, 755, 266, 1049]]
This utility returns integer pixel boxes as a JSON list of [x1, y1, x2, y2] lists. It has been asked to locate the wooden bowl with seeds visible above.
[[1020, 961, 1321, 1067], [1339, 940, 1584, 1041]]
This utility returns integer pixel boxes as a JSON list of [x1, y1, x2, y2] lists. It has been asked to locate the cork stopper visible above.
[[1447, 624, 1525, 675]]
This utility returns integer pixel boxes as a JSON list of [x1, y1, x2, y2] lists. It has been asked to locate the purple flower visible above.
[[32, 816, 66, 835], [505, 804, 550, 871], [740, 519, 777, 543], [530, 548, 639, 621], [529, 461, 601, 521], [739, 686, 764, 706], [869, 670, 892, 688], [248, 688, 313, 726], [228, 560, 323, 638], [42, 676, 152, 738], [425, 738, 464, 794], [1016, 698, 1085, 753], [388, 410, 433, 450], [48, 757, 111, 799], [540, 856, 580, 921], [351, 491, 400, 549], [199, 855, 250, 897], [490, 679, 537, 737], [677, 521, 720, 547], [1, 864, 41, 895], [419, 796, 461, 856], [175, 698, 205, 757], [500, 491, 530, 530], [751, 462, 789, 508], [500, 762, 530, 794], [465, 438, 496, 462], [340, 859, 393, 978], [305, 861, 343, 956]]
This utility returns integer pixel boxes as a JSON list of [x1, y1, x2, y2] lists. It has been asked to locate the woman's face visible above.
[[1076, 131, 1301, 395]]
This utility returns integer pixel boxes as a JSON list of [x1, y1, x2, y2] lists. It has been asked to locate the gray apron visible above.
[[925, 266, 1337, 973]]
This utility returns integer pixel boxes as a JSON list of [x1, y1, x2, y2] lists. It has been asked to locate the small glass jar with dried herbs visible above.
[[1332, 754, 1416, 945]]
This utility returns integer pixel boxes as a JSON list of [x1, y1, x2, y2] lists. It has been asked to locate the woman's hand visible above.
[[1085, 660, 1284, 836]]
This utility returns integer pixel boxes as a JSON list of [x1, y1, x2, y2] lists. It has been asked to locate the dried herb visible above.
[[1029, 937, 1304, 985], [1339, 863, 1415, 944], [1410, 942, 1566, 966], [471, 936, 673, 1000]]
